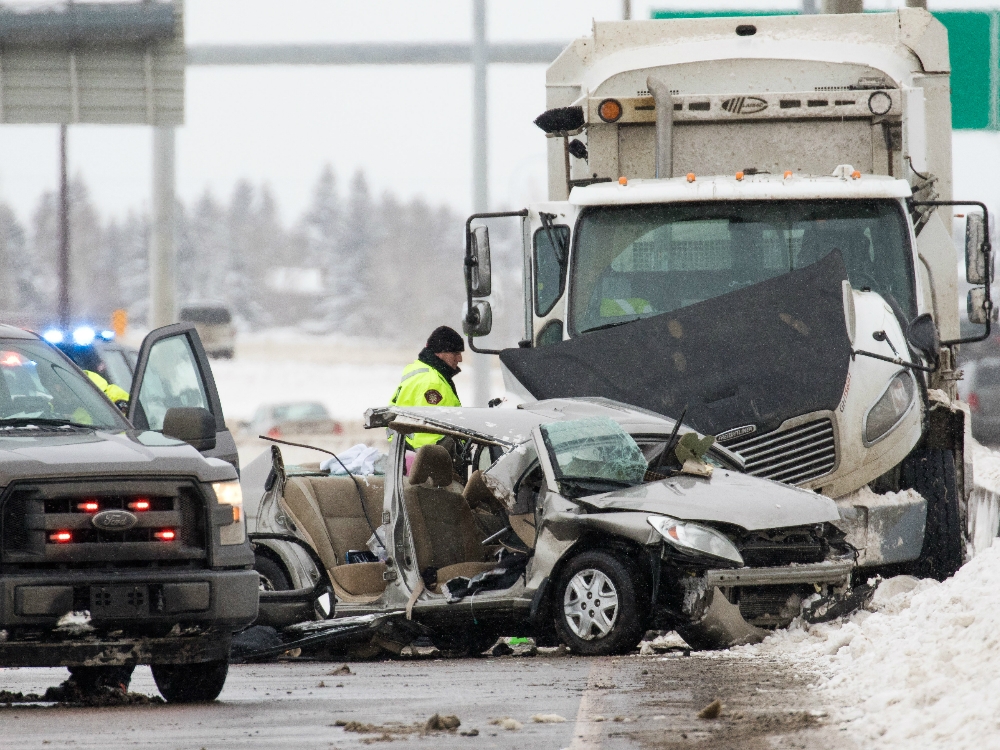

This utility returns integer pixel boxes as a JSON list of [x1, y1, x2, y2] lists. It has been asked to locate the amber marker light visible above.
[[128, 499, 151, 511], [686, 173, 696, 182], [49, 531, 72, 543], [618, 176, 628, 186], [77, 501, 99, 512], [735, 171, 744, 181], [154, 529, 176, 542], [851, 170, 861, 179], [783, 170, 793, 179], [598, 98, 623, 123]]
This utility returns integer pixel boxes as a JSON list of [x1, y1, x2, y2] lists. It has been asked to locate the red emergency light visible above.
[[153, 529, 176, 542], [128, 499, 151, 511], [0, 351, 25, 367], [49, 531, 73, 543], [77, 501, 99, 512]]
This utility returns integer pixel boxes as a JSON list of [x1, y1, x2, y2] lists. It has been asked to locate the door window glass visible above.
[[137, 335, 210, 430], [536, 319, 564, 347], [534, 225, 570, 317]]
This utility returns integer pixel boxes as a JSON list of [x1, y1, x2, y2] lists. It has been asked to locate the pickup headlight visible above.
[[864, 371, 916, 445], [647, 516, 743, 566], [212, 480, 246, 545]]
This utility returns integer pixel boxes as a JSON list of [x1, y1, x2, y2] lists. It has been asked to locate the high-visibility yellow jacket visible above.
[[390, 358, 461, 449], [84, 370, 130, 406]]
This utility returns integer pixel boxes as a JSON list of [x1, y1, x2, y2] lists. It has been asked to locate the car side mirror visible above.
[[163, 406, 217, 451], [468, 225, 492, 298], [463, 300, 493, 338], [906, 313, 940, 360], [966, 213, 992, 285]]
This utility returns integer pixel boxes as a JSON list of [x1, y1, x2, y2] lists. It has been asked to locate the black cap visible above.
[[427, 326, 465, 354]]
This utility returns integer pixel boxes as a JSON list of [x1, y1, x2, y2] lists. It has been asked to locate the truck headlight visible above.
[[212, 480, 246, 545], [647, 516, 743, 566], [864, 371, 916, 445]]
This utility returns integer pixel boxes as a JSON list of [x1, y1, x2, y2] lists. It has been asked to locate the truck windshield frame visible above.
[[568, 199, 916, 337]]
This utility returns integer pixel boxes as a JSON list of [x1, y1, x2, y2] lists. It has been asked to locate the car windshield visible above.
[[570, 199, 914, 335], [0, 340, 127, 429], [273, 402, 329, 421], [539, 417, 648, 489]]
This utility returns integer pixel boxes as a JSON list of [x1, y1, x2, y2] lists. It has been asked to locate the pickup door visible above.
[[126, 323, 239, 471]]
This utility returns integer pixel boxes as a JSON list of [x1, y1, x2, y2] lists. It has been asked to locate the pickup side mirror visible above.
[[906, 313, 940, 361], [968, 288, 997, 325], [163, 406, 217, 451], [463, 300, 493, 338], [468, 225, 492, 298], [966, 213, 992, 285]]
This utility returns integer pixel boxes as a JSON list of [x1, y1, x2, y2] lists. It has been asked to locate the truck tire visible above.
[[67, 665, 135, 693], [254, 552, 291, 592], [152, 660, 229, 703], [553, 550, 645, 656], [901, 447, 963, 581]]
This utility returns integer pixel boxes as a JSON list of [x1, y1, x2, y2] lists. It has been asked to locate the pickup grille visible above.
[[723, 417, 836, 485], [1, 479, 207, 569]]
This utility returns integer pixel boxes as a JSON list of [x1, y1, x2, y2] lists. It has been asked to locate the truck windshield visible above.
[[0, 340, 127, 430], [570, 199, 914, 335]]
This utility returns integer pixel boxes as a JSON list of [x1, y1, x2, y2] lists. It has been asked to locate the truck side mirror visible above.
[[163, 406, 217, 451], [966, 212, 992, 285], [463, 300, 493, 338], [468, 225, 492, 298], [906, 313, 940, 361], [968, 288, 996, 325]]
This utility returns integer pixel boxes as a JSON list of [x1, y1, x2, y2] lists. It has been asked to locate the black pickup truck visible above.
[[0, 323, 258, 702]]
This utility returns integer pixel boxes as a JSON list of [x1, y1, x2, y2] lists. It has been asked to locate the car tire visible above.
[[553, 550, 645, 656], [901, 447, 963, 580], [255, 552, 292, 592], [152, 660, 229, 703]]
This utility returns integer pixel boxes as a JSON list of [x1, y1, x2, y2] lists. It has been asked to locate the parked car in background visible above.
[[957, 357, 1000, 445], [249, 401, 342, 439], [179, 304, 235, 359]]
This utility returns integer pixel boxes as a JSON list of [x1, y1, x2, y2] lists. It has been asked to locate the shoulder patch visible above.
[[424, 389, 443, 405]]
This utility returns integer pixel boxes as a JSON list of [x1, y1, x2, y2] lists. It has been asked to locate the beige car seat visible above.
[[281, 474, 388, 602], [403, 445, 498, 591]]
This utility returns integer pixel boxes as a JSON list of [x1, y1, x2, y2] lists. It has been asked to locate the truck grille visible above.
[[723, 417, 836, 485], [1, 479, 207, 568]]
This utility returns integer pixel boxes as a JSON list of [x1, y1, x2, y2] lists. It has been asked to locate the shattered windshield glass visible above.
[[539, 417, 648, 491]]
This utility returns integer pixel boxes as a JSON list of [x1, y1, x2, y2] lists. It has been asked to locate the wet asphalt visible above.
[[0, 651, 856, 749]]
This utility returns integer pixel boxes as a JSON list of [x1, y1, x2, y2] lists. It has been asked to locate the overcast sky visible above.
[[0, 0, 998, 227]]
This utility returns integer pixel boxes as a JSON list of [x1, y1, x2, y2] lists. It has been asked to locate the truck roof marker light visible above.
[[851, 170, 861, 180], [783, 170, 793, 179], [42, 329, 63, 344], [618, 176, 628, 186], [49, 531, 72, 543], [598, 98, 622, 123], [128, 499, 150, 511], [154, 529, 176, 542], [72, 326, 95, 346], [735, 171, 744, 181], [686, 173, 696, 183], [77, 501, 99, 512]]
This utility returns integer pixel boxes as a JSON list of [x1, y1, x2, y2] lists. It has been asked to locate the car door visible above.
[[126, 323, 239, 471]]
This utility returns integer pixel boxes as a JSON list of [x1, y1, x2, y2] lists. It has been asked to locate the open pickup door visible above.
[[126, 323, 239, 471]]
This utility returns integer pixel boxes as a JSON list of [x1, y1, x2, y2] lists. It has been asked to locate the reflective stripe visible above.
[[398, 366, 430, 383]]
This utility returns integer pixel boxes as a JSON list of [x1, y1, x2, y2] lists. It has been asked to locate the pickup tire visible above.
[[152, 660, 229, 703], [553, 550, 645, 656], [901, 447, 963, 580], [67, 665, 135, 693]]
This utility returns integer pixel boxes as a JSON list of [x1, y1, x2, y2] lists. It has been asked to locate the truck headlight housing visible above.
[[212, 480, 246, 545], [647, 516, 743, 567], [864, 371, 916, 445]]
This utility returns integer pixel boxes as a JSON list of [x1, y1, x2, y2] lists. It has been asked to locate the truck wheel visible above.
[[67, 665, 135, 693], [901, 447, 963, 580], [255, 552, 291, 592], [553, 550, 645, 656], [152, 660, 229, 703]]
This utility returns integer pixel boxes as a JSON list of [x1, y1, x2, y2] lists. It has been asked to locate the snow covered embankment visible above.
[[738, 444, 1000, 749]]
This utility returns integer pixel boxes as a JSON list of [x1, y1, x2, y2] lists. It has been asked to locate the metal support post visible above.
[[904, 0, 927, 8], [470, 0, 490, 407], [821, 0, 863, 12], [802, 0, 818, 14], [622, 0, 632, 21], [57, 124, 70, 328], [150, 125, 176, 328]]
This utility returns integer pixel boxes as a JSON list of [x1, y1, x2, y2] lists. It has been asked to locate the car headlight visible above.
[[647, 516, 743, 566], [864, 371, 916, 445], [212, 480, 246, 545]]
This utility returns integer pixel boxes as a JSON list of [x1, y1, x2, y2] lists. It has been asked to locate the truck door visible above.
[[126, 323, 239, 471]]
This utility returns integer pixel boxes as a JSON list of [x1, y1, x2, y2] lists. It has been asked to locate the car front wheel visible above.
[[553, 550, 645, 656], [152, 660, 229, 703]]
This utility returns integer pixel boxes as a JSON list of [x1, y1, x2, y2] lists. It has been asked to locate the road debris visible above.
[[329, 664, 353, 676], [698, 699, 723, 719], [531, 713, 567, 723], [460, 728, 480, 737], [489, 717, 523, 731], [425, 713, 461, 731]]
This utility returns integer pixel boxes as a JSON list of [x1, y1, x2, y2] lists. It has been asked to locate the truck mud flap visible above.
[[0, 634, 231, 668]]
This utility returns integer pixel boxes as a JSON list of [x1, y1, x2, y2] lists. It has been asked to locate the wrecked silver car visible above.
[[244, 398, 857, 654]]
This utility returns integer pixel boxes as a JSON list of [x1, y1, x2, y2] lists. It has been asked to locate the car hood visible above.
[[579, 468, 838, 531], [0, 428, 235, 486]]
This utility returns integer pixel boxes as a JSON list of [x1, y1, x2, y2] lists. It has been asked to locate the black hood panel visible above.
[[501, 251, 851, 436]]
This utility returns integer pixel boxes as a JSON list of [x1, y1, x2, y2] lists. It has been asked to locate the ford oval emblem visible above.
[[92, 509, 138, 531]]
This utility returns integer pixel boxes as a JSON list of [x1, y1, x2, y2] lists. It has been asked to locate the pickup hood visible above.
[[0, 429, 236, 487], [580, 468, 839, 531]]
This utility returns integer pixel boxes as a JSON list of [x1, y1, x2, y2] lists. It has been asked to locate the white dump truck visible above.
[[462, 10, 994, 579]]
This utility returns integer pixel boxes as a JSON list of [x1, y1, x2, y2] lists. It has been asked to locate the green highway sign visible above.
[[651, 9, 1000, 130]]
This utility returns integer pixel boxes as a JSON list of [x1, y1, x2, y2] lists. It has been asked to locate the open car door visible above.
[[127, 323, 239, 471]]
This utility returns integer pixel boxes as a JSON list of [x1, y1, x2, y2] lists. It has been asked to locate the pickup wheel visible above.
[[255, 552, 291, 592], [553, 550, 645, 656], [152, 660, 229, 703], [67, 665, 135, 693], [901, 447, 963, 580]]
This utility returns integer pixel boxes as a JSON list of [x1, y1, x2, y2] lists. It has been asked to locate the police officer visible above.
[[390, 326, 464, 449], [84, 370, 129, 411]]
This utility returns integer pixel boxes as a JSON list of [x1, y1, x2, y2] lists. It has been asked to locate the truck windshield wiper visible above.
[[580, 317, 643, 334], [0, 417, 96, 429]]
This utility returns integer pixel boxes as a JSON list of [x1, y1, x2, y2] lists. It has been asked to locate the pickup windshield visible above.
[[570, 199, 914, 335], [0, 340, 127, 430]]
